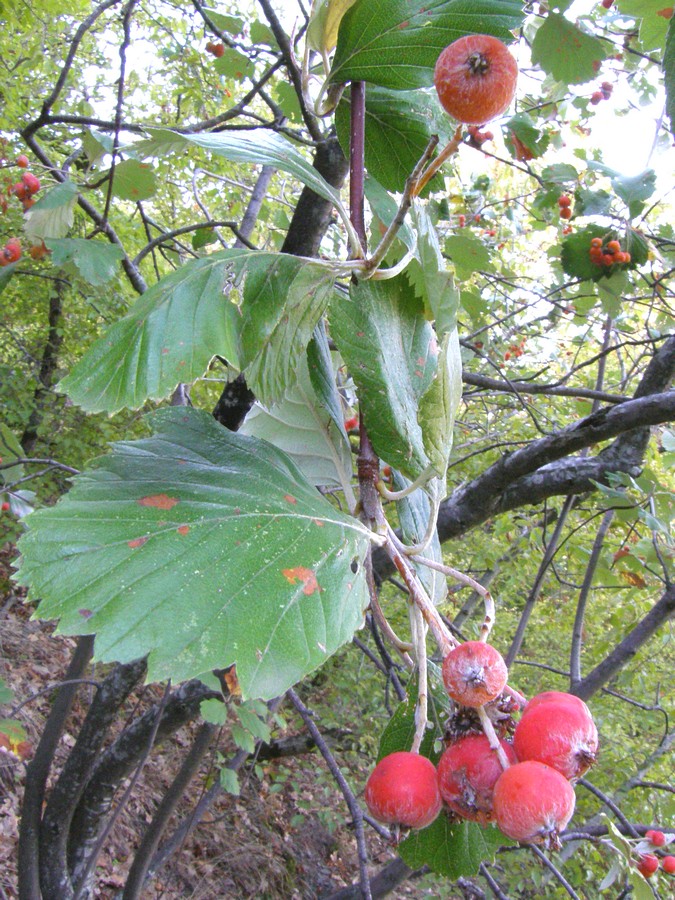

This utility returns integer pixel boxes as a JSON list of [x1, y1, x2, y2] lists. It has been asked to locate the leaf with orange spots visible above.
[[282, 567, 320, 596], [15, 408, 372, 700]]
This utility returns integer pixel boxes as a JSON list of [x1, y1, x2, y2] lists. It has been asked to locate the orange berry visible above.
[[606, 240, 621, 253], [590, 237, 603, 248]]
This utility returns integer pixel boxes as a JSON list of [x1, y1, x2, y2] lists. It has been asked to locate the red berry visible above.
[[493, 761, 576, 845], [601, 0, 614, 8], [514, 698, 598, 780], [458, 214, 466, 227], [645, 829, 666, 847], [590, 237, 603, 248], [16, 154, 29, 168], [559, 207, 572, 220], [29, 242, 49, 260], [212, 42, 225, 58], [442, 641, 508, 708], [662, 855, 675, 874], [636, 854, 659, 879], [21, 172, 41, 194], [558, 194, 572, 208], [523, 691, 589, 716], [344, 416, 358, 432], [10, 181, 27, 200], [364, 751, 442, 830], [434, 35, 518, 125], [601, 81, 613, 98], [606, 240, 621, 253], [437, 734, 517, 824], [3, 238, 22, 263], [1, 501, 10, 511], [590, 91, 603, 105]]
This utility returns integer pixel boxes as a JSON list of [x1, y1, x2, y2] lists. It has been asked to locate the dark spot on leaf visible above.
[[79, 609, 93, 618], [312, 518, 324, 527], [283, 494, 297, 504], [177, 525, 190, 535], [128, 536, 149, 549], [137, 493, 179, 510], [350, 559, 359, 574]]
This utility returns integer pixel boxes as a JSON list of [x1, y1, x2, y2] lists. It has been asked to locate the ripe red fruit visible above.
[[344, 416, 358, 432], [601, 0, 614, 8], [364, 751, 442, 830], [434, 34, 518, 125], [2, 238, 22, 264], [636, 854, 659, 879], [16, 154, 29, 168], [21, 172, 41, 195], [662, 855, 675, 873], [590, 91, 603, 105], [10, 181, 27, 200], [212, 42, 225, 58], [523, 691, 589, 716], [514, 697, 598, 780], [493, 760, 576, 845], [437, 734, 517, 824], [1, 501, 10, 511], [645, 829, 666, 847], [442, 641, 508, 708], [558, 194, 571, 208], [559, 207, 572, 220], [29, 242, 49, 260]]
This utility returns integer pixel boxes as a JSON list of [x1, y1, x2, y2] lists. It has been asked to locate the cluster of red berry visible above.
[[504, 338, 526, 361], [365, 641, 599, 848], [558, 193, 572, 220], [205, 41, 225, 58], [6, 156, 41, 211], [589, 236, 631, 268], [590, 81, 613, 105], [0, 237, 22, 267], [636, 830, 675, 879], [466, 125, 494, 149]]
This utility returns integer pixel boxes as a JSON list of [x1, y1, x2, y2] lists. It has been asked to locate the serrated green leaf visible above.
[[407, 205, 460, 335], [418, 329, 462, 480], [0, 424, 25, 485], [239, 351, 352, 490], [364, 176, 416, 253], [24, 181, 79, 242], [398, 814, 505, 878], [307, 322, 349, 439], [394, 475, 447, 604], [231, 722, 256, 753], [619, 0, 672, 52], [612, 169, 656, 208], [336, 86, 452, 193], [100, 159, 157, 201], [58, 250, 334, 414], [504, 113, 550, 161], [82, 130, 113, 169], [45, 238, 125, 286], [202, 9, 244, 35], [15, 408, 372, 700], [541, 163, 580, 186], [235, 703, 271, 743], [531, 13, 607, 84], [214, 47, 255, 80], [330, 275, 437, 480], [445, 233, 493, 278], [238, 256, 336, 407], [329, 0, 524, 90], [200, 697, 228, 725], [219, 766, 240, 795]]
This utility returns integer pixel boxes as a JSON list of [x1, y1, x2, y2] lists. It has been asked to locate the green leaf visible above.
[[619, 0, 672, 52], [235, 702, 271, 743], [336, 86, 452, 193], [531, 13, 607, 84], [219, 766, 240, 796], [612, 169, 656, 213], [330, 0, 524, 90], [237, 255, 336, 407], [45, 238, 125, 286], [504, 113, 550, 162], [15, 408, 372, 700], [23, 181, 79, 242], [0, 262, 17, 295], [665, 13, 675, 136], [307, 0, 359, 53], [398, 814, 505, 878], [239, 352, 352, 490], [377, 682, 438, 761], [202, 9, 244, 35], [101, 159, 157, 201], [330, 275, 437, 480], [82, 130, 114, 169], [541, 163, 580, 186], [364, 176, 416, 253], [135, 128, 346, 217], [214, 47, 255, 80], [0, 424, 25, 484], [200, 697, 228, 725], [58, 250, 335, 414], [407, 205, 460, 335], [418, 329, 462, 480], [444, 233, 493, 278], [306, 322, 349, 439], [394, 475, 447, 604]]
